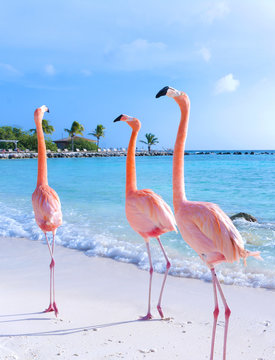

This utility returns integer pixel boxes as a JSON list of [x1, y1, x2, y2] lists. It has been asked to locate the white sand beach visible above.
[[0, 236, 274, 360]]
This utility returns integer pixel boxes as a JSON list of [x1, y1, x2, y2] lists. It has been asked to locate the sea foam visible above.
[[0, 200, 274, 290]]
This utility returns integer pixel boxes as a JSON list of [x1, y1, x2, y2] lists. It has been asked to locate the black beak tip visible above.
[[47, 109, 50, 113], [155, 86, 169, 98], [113, 114, 123, 123]]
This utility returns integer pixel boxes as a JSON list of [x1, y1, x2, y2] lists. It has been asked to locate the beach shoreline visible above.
[[1, 236, 274, 359]]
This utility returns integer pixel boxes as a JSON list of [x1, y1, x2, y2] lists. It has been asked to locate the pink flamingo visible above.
[[156, 86, 261, 359], [32, 106, 62, 317], [114, 114, 177, 320]]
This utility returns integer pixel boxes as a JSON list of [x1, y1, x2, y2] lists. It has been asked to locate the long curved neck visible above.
[[36, 120, 48, 186], [126, 129, 138, 194], [173, 97, 189, 211]]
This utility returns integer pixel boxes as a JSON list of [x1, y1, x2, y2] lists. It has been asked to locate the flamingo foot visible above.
[[44, 304, 55, 313], [53, 302, 59, 317], [157, 305, 164, 319], [139, 313, 153, 321]]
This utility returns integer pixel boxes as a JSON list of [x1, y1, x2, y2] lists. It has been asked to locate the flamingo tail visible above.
[[240, 249, 262, 266]]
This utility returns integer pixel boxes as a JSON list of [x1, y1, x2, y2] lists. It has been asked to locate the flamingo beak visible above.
[[155, 86, 169, 98], [113, 114, 123, 122], [46, 108, 50, 113]]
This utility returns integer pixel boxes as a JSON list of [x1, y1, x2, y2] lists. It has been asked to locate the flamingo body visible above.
[[32, 185, 62, 233], [126, 189, 176, 239], [175, 200, 259, 267]]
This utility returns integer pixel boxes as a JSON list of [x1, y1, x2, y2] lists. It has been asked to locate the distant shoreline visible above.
[[0, 149, 274, 159]]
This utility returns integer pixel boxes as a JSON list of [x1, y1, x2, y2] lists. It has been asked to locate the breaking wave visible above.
[[0, 201, 274, 290]]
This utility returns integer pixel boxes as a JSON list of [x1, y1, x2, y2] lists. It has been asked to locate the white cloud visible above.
[[203, 2, 230, 23], [0, 62, 21, 75], [109, 38, 168, 71], [45, 64, 56, 76], [199, 47, 211, 61], [81, 69, 92, 77], [215, 73, 240, 94]]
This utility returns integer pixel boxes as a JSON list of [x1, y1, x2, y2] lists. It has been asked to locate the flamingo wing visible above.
[[126, 189, 177, 238], [32, 185, 62, 232], [178, 201, 261, 266], [177, 219, 227, 265], [191, 202, 247, 263], [176, 201, 244, 265]]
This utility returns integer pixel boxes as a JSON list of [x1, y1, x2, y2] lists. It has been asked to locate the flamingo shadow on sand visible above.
[[0, 317, 163, 337]]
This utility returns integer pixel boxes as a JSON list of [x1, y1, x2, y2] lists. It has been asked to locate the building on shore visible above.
[[0, 139, 19, 150], [53, 136, 96, 150]]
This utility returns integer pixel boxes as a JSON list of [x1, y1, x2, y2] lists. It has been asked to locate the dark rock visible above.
[[230, 212, 257, 222]]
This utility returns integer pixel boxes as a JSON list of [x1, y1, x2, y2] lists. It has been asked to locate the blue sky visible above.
[[0, 0, 274, 149]]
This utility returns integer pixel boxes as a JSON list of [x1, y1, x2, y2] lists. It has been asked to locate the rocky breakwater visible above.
[[1, 150, 274, 159], [0, 151, 173, 159]]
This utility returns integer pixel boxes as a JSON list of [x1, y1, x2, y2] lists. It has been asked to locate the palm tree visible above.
[[140, 133, 159, 153], [30, 119, 55, 135], [89, 124, 105, 150], [64, 121, 84, 151]]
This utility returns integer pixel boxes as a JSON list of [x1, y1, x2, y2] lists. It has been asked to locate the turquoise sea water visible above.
[[0, 155, 274, 288]]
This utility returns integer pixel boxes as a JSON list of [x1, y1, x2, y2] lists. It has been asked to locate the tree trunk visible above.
[[148, 145, 151, 153], [72, 136, 74, 152], [97, 138, 99, 151]]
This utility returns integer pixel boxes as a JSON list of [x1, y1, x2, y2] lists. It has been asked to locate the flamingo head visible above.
[[113, 114, 141, 131], [34, 105, 50, 124], [156, 86, 189, 107], [40, 105, 50, 113]]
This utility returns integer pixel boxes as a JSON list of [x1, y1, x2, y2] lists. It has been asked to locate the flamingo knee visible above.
[[50, 258, 55, 269], [225, 306, 231, 319], [213, 306, 219, 319]]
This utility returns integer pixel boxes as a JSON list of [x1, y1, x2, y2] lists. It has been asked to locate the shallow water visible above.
[[0, 155, 274, 288]]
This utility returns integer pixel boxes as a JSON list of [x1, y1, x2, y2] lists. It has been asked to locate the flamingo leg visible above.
[[213, 269, 231, 360], [44, 232, 58, 316], [210, 268, 219, 360], [140, 241, 153, 320], [51, 232, 58, 317], [44, 233, 55, 313], [156, 237, 171, 319]]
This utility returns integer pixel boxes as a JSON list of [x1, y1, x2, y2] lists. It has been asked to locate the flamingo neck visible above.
[[173, 98, 189, 211], [36, 120, 48, 186], [126, 129, 138, 194]]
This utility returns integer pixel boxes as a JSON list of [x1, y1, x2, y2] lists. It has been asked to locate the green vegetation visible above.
[[89, 124, 105, 150], [30, 119, 55, 135], [67, 138, 97, 151], [0, 126, 57, 151], [140, 133, 159, 153], [64, 121, 85, 151]]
